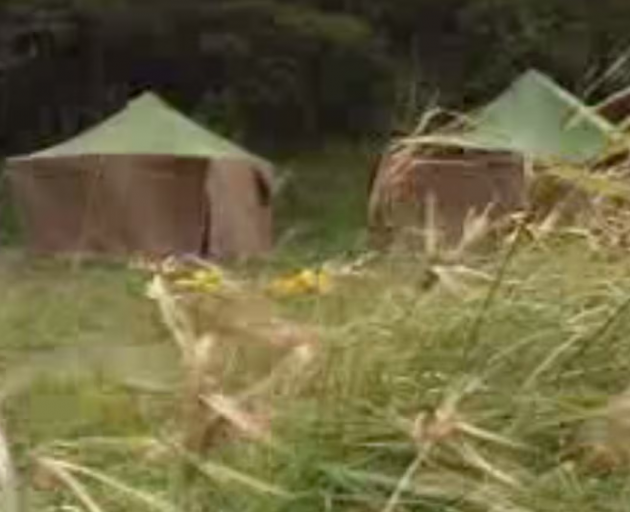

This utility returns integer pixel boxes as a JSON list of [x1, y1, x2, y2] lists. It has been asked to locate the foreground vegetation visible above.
[[3, 149, 630, 511]]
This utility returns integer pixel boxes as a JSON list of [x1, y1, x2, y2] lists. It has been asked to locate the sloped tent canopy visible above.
[[460, 69, 617, 163], [6, 92, 274, 259], [369, 70, 617, 244]]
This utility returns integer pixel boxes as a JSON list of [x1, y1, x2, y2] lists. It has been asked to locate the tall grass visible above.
[[3, 232, 630, 510], [3, 145, 630, 510]]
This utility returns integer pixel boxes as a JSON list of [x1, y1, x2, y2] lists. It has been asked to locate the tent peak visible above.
[[126, 90, 170, 109], [8, 90, 272, 170], [455, 68, 618, 163]]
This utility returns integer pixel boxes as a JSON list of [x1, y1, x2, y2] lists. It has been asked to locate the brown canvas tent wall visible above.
[[369, 147, 526, 246], [6, 93, 274, 259]]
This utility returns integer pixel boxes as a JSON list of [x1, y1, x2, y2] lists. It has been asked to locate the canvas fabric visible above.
[[207, 160, 273, 260], [461, 70, 616, 163], [8, 155, 272, 258], [16, 92, 270, 165], [369, 149, 525, 244]]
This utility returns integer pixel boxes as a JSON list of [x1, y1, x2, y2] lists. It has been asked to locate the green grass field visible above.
[[3, 147, 630, 511]]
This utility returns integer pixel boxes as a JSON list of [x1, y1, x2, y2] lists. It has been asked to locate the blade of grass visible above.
[[464, 217, 528, 363], [39, 457, 178, 512], [562, 293, 630, 372], [520, 334, 582, 392], [170, 442, 292, 499], [380, 446, 431, 512], [36, 457, 105, 512], [451, 440, 522, 488]]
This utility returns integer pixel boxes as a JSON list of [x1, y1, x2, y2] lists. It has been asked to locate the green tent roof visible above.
[[11, 92, 269, 166], [460, 70, 618, 163]]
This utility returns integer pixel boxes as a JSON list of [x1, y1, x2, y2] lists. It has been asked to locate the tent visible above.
[[369, 70, 617, 245], [461, 70, 617, 163], [6, 92, 274, 259], [368, 145, 526, 246]]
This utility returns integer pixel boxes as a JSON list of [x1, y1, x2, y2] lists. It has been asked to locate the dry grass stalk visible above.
[[147, 275, 218, 452], [36, 456, 177, 512], [0, 417, 19, 512], [146, 275, 197, 353], [35, 457, 104, 512], [382, 379, 527, 512], [584, 196, 630, 251], [573, 386, 630, 472], [180, 334, 218, 453], [146, 268, 318, 454], [202, 394, 273, 445]]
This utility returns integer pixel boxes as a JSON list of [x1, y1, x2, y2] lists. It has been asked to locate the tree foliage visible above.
[[1, 0, 630, 153]]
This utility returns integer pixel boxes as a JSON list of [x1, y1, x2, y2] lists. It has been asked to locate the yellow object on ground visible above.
[[173, 266, 225, 294], [268, 269, 332, 297]]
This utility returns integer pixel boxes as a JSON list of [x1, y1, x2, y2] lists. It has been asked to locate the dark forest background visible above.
[[2, 0, 630, 156]]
